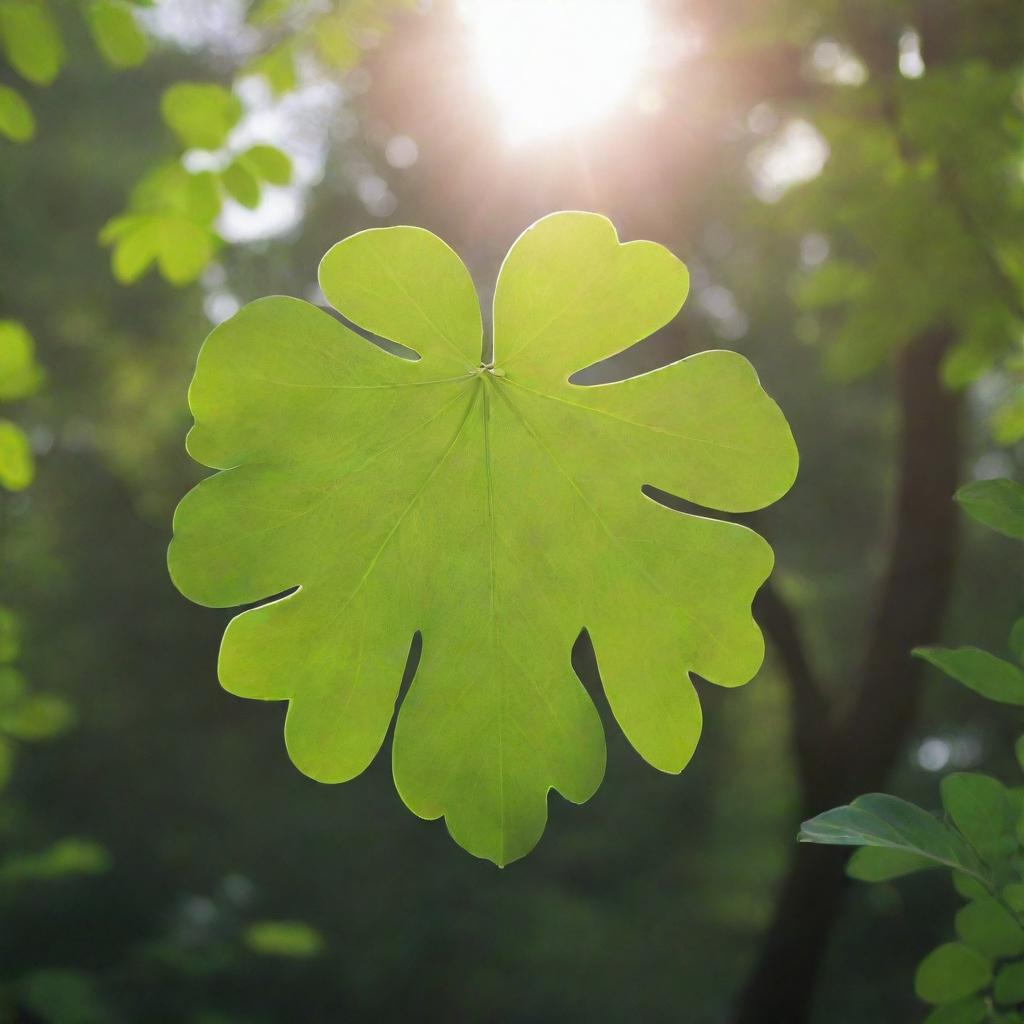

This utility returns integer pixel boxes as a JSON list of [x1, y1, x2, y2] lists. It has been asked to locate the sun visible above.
[[458, 0, 653, 145]]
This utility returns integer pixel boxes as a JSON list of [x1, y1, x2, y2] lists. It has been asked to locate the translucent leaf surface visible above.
[[160, 82, 242, 151], [169, 212, 798, 864], [238, 143, 292, 185]]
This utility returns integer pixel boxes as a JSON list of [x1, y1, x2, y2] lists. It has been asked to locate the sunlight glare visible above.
[[459, 0, 653, 144]]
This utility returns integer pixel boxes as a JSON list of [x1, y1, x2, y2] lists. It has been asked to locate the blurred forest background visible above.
[[2, 0, 1024, 1021]]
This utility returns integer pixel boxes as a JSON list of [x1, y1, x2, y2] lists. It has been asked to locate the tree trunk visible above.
[[732, 326, 962, 1023]]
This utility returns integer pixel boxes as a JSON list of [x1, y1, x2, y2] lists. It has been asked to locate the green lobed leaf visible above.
[[168, 212, 798, 865], [995, 962, 1024, 1006], [923, 998, 990, 1024], [942, 772, 1012, 861], [915, 943, 993, 1005], [846, 846, 936, 882], [0, 82, 33, 142], [956, 897, 1024, 958], [0, 418, 33, 491], [0, 0, 63, 85], [799, 793, 984, 880], [86, 0, 148, 68], [160, 82, 242, 151], [955, 479, 1024, 539], [915, 646, 1024, 705]]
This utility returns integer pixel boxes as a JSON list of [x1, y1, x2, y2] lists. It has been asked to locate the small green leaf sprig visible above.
[[801, 478, 1024, 1023]]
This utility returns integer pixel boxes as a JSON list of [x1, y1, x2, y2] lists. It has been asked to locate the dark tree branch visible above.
[[754, 582, 832, 799], [732, 325, 963, 1024]]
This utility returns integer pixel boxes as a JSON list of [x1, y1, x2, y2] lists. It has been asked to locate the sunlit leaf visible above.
[[220, 160, 260, 209], [992, 389, 1024, 446], [0, 838, 110, 883], [160, 82, 242, 151], [85, 0, 147, 68], [915, 943, 992, 1005], [914, 646, 1024, 705], [0, 0, 63, 85], [0, 418, 34, 491], [129, 161, 220, 224], [0, 319, 43, 399], [168, 212, 798, 864], [0, 82, 33, 142], [245, 42, 296, 95], [846, 846, 935, 882], [799, 793, 984, 880], [237, 143, 291, 185], [106, 215, 215, 286], [244, 920, 323, 957], [154, 218, 215, 285], [955, 478, 1024, 539], [955, 897, 1024, 958]]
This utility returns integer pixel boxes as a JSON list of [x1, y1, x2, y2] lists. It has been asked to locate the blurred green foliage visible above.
[[803, 483, 1024, 1021], [0, 0, 1023, 1021]]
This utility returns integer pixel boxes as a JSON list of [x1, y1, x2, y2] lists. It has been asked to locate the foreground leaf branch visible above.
[[168, 211, 798, 865]]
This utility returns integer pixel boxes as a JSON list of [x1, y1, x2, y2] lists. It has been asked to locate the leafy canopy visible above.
[[168, 212, 798, 864]]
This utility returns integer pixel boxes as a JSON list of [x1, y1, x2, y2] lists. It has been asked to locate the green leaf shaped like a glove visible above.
[[168, 212, 798, 864]]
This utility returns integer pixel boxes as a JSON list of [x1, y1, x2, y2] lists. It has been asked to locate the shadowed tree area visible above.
[[1, 0, 1023, 1021]]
